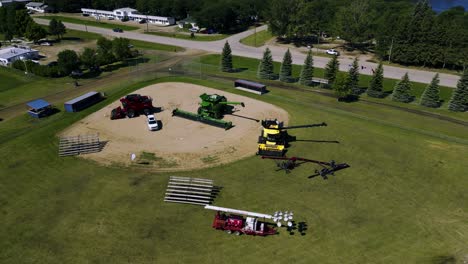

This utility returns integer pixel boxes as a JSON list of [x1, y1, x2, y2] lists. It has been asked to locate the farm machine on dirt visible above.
[[110, 94, 154, 120], [204, 205, 294, 236], [172, 93, 245, 130], [261, 156, 350, 179], [257, 119, 327, 156]]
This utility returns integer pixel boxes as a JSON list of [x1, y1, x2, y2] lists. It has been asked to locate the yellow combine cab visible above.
[[257, 119, 327, 157]]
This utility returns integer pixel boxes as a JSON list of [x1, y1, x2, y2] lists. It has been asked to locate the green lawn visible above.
[[59, 29, 184, 52], [240, 29, 274, 47], [0, 67, 74, 108], [129, 39, 185, 52], [188, 54, 462, 117], [144, 31, 228, 41], [0, 73, 467, 263], [41, 15, 139, 31]]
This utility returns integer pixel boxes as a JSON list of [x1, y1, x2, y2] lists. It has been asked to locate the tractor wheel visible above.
[[127, 109, 135, 118], [225, 230, 232, 234], [143, 108, 151, 116], [234, 231, 241, 236], [110, 110, 116, 120]]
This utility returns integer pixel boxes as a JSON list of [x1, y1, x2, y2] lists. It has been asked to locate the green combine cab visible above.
[[172, 93, 245, 130]]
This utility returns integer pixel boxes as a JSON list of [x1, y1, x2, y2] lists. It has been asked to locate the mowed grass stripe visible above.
[[0, 76, 466, 263], [40, 15, 139, 31]]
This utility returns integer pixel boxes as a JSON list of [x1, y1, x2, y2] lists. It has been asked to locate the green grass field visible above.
[[188, 54, 464, 118], [144, 31, 228, 41], [240, 30, 274, 47], [41, 15, 139, 31], [0, 66, 467, 263]]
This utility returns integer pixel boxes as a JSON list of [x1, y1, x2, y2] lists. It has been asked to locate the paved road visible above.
[[35, 18, 460, 88]]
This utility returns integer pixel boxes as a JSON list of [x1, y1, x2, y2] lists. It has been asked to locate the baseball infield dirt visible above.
[[62, 82, 289, 170]]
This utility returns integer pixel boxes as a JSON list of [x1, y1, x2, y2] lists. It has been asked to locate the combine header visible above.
[[257, 119, 327, 156], [261, 156, 350, 179], [172, 93, 245, 130]]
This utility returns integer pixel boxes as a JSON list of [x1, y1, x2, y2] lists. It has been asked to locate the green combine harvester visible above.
[[172, 93, 245, 130]]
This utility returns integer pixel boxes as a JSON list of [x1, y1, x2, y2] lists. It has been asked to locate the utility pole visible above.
[[388, 37, 394, 64]]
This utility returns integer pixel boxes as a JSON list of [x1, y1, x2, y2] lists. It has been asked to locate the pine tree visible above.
[[220, 41, 233, 72], [391, 73, 414, 103], [279, 49, 293, 82], [333, 72, 351, 100], [420, 74, 440, 108], [367, 63, 384, 98], [448, 70, 468, 112], [258, 47, 274, 80], [324, 55, 339, 85], [346, 57, 360, 96], [299, 50, 314, 85]]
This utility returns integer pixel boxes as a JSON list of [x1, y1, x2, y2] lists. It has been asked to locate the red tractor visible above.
[[205, 205, 280, 236], [211, 212, 277, 236], [110, 94, 154, 120]]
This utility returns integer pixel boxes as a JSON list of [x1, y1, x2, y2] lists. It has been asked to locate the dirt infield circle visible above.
[[62, 82, 289, 170]]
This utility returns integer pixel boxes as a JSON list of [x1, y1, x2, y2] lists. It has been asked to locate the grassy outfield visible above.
[[40, 15, 139, 31], [144, 31, 228, 41], [0, 72, 467, 263], [188, 54, 465, 119], [240, 29, 274, 47], [0, 67, 77, 108]]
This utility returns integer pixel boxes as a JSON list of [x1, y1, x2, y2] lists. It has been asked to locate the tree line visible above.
[[221, 42, 468, 112], [12, 36, 134, 78], [44, 0, 265, 33], [267, 0, 467, 70]]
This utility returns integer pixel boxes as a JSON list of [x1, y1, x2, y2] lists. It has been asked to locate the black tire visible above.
[[225, 230, 232, 234], [143, 108, 151, 116], [127, 109, 135, 118], [234, 231, 241, 236]]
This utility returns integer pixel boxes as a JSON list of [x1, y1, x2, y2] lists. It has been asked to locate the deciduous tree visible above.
[[25, 22, 47, 43], [57, 49, 80, 75]]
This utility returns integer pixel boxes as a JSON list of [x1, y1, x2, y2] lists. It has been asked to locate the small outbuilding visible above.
[[234, 79, 267, 95], [64, 91, 103, 112], [27, 99, 52, 118]]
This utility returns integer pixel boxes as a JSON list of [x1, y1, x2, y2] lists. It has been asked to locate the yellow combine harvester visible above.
[[257, 119, 327, 156]]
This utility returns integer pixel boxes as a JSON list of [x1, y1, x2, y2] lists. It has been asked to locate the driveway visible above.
[[34, 18, 461, 88]]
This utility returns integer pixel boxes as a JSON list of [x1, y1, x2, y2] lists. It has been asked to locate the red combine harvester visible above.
[[110, 94, 154, 120], [205, 205, 289, 236]]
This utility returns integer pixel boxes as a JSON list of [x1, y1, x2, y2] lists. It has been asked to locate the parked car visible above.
[[40, 42, 52, 46], [147, 115, 159, 131], [138, 19, 147, 24], [326, 49, 340, 56], [107, 16, 114, 20], [189, 28, 199, 33], [47, 61, 58, 67], [113, 28, 123, 33]]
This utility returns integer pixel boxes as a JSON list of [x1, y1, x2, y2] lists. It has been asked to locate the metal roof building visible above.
[[0, 47, 39, 66], [26, 99, 52, 118], [64, 91, 103, 112]]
